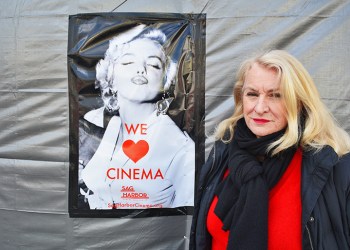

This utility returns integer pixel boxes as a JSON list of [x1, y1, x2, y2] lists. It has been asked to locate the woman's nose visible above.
[[254, 96, 269, 114], [137, 63, 146, 75]]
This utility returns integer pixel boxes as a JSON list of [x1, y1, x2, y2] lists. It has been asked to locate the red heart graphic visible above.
[[122, 139, 149, 163]]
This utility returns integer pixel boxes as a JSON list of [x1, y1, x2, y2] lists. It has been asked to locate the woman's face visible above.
[[113, 38, 166, 103], [242, 63, 288, 137]]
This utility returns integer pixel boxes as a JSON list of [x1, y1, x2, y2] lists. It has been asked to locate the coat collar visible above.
[[301, 145, 339, 231]]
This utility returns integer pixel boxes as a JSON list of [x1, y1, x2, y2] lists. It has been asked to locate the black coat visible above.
[[190, 140, 350, 250]]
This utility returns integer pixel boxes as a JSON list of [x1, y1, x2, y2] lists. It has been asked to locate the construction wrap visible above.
[[68, 13, 206, 217], [1, 1, 350, 249]]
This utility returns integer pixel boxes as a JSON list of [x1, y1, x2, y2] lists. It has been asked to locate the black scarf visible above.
[[214, 118, 297, 250]]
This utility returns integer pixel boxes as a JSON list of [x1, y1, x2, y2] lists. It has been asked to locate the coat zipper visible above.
[[305, 224, 314, 250]]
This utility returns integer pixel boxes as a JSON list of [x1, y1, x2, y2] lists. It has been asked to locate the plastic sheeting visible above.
[[1, 0, 350, 249]]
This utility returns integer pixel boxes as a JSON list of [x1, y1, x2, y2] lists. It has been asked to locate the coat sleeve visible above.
[[335, 153, 350, 244]]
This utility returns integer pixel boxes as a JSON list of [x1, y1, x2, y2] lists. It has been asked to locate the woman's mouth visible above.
[[253, 118, 270, 124], [131, 76, 148, 85]]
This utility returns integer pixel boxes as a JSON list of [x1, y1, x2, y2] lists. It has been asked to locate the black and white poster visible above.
[[68, 12, 206, 217]]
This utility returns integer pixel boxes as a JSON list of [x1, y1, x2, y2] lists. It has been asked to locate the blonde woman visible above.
[[190, 50, 350, 250]]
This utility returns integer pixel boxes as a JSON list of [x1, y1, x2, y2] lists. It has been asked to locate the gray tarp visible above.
[[0, 0, 349, 249]]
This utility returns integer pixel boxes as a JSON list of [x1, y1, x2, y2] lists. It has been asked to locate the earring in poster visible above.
[[106, 88, 119, 113], [156, 92, 174, 116]]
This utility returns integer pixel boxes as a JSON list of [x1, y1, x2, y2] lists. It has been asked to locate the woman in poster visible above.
[[78, 25, 195, 209]]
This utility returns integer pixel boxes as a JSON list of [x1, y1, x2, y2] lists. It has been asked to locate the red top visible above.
[[207, 149, 302, 250]]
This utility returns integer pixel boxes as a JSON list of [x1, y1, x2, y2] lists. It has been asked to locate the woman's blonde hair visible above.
[[215, 50, 350, 156]]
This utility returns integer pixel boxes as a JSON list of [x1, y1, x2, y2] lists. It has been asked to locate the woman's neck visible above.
[[118, 97, 156, 125]]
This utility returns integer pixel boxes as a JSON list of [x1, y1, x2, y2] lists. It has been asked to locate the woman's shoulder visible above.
[[302, 145, 338, 166], [329, 152, 350, 194], [316, 148, 350, 190], [303, 146, 350, 189], [205, 138, 230, 164], [213, 138, 230, 151], [155, 114, 193, 136], [156, 114, 181, 127], [334, 152, 350, 176]]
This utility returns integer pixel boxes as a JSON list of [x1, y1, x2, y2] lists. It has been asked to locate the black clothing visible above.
[[190, 139, 350, 250], [214, 119, 296, 250]]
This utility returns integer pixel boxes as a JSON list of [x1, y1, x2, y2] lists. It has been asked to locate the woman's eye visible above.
[[121, 62, 134, 65], [269, 92, 281, 98], [146, 57, 163, 70], [246, 92, 259, 97], [147, 63, 161, 70]]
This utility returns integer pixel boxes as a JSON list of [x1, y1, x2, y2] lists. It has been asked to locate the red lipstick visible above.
[[253, 118, 270, 124]]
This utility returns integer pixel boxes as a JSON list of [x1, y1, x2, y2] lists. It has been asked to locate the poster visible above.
[[68, 12, 206, 217]]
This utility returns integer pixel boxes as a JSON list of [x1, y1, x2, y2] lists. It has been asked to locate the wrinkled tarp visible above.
[[0, 0, 350, 249]]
